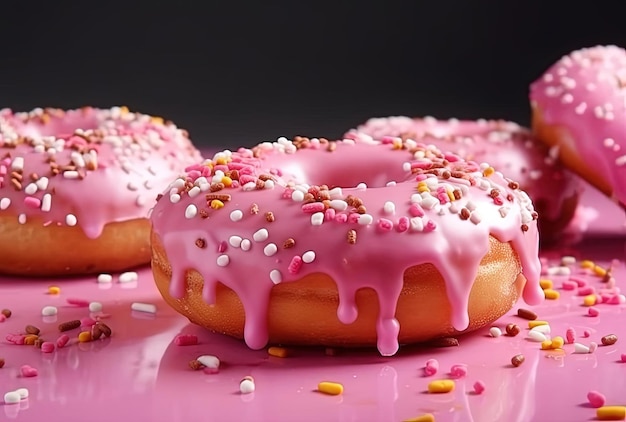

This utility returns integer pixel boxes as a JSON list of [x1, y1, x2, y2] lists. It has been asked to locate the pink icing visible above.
[[150, 136, 544, 356], [0, 107, 202, 238], [345, 116, 581, 223], [530, 45, 626, 206]]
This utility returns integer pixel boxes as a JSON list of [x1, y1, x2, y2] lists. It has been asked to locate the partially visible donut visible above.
[[346, 116, 582, 239], [0, 107, 202, 276], [150, 136, 544, 356], [530, 45, 626, 208]]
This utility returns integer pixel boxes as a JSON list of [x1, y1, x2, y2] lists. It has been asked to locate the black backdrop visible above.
[[2, 1, 625, 148]]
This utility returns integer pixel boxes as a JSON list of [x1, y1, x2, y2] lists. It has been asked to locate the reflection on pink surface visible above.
[[0, 181, 625, 421]]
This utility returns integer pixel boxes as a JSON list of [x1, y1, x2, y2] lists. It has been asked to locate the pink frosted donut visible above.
[[346, 116, 582, 239], [150, 136, 543, 356], [0, 106, 202, 276], [530, 45, 626, 208]]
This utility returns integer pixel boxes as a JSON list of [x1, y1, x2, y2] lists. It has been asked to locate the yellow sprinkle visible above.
[[78, 331, 92, 343], [427, 379, 455, 394], [446, 189, 455, 202], [482, 166, 495, 177], [215, 157, 230, 165], [594, 265, 607, 277], [539, 279, 553, 290], [317, 381, 343, 395], [528, 320, 549, 328], [150, 116, 164, 125], [119, 106, 129, 115], [597, 406, 626, 420], [268, 346, 290, 358], [392, 139, 403, 150], [48, 286, 61, 295], [403, 414, 435, 422], [541, 339, 553, 350], [417, 185, 430, 193], [543, 289, 560, 300], [24, 334, 39, 345], [551, 336, 564, 349], [580, 260, 595, 269], [583, 294, 597, 306], [210, 199, 224, 209], [221, 176, 233, 187]]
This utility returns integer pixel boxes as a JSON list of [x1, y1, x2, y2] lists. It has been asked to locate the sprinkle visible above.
[[253, 228, 269, 242], [216, 255, 230, 267], [505, 324, 520, 336], [427, 379, 455, 393], [311, 212, 324, 225], [517, 308, 538, 320], [41, 306, 57, 316], [15, 388, 29, 400], [47, 286, 61, 295], [67, 297, 90, 307], [20, 365, 38, 377], [269, 269, 282, 284], [230, 210, 243, 222], [423, 359, 439, 376], [588, 391, 606, 408], [511, 354, 525, 367], [489, 326, 502, 337], [3, 391, 20, 404], [383, 201, 396, 214], [302, 251, 316, 264], [318, 381, 343, 395], [597, 406, 626, 421], [543, 289, 560, 300], [89, 302, 103, 313], [58, 320, 81, 332], [131, 302, 157, 314], [0, 198, 10, 210], [197, 355, 220, 373], [174, 334, 199, 346], [601, 334, 618, 346], [588, 307, 600, 317], [291, 190, 305, 202], [263, 243, 278, 257], [473, 381, 486, 395], [119, 272, 138, 283], [403, 414, 435, 422], [240, 377, 255, 394], [539, 279, 553, 289], [450, 364, 467, 378], [574, 343, 591, 354], [241, 239, 252, 251], [97, 274, 113, 283], [41, 342, 55, 353], [2, 309, 12, 318], [268, 346, 290, 358], [25, 324, 40, 335], [566, 327, 576, 344], [528, 320, 549, 329], [65, 214, 77, 226]]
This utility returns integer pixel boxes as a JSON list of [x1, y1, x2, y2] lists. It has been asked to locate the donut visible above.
[[345, 116, 582, 240], [0, 107, 202, 276], [530, 45, 626, 208], [150, 136, 544, 356]]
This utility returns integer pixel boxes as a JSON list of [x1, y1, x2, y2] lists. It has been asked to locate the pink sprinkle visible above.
[[570, 277, 587, 288], [239, 174, 256, 185], [14, 335, 26, 345], [282, 189, 294, 199], [621, 353, 626, 363], [324, 208, 336, 221], [450, 364, 468, 378], [396, 216, 409, 232], [67, 298, 90, 307], [436, 191, 449, 204], [347, 213, 360, 224], [301, 202, 325, 213], [423, 359, 439, 376], [608, 295, 622, 305], [414, 174, 427, 182], [41, 342, 55, 353], [24, 197, 41, 208], [424, 220, 437, 232], [377, 218, 393, 231], [583, 330, 591, 338], [578, 286, 595, 296], [81, 317, 96, 327], [561, 281, 578, 290], [566, 328, 576, 344], [409, 203, 424, 217], [588, 307, 600, 317], [473, 381, 486, 395], [589, 342, 598, 353], [288, 256, 303, 274], [56, 334, 70, 348], [20, 365, 38, 377], [174, 334, 199, 346], [600, 293, 612, 303], [334, 213, 347, 223], [493, 196, 503, 205], [587, 391, 606, 408], [218, 241, 228, 253], [0, 314, 5, 322]]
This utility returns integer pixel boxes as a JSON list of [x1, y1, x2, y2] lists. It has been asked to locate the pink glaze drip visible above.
[[346, 116, 581, 222], [151, 137, 543, 356], [0, 107, 201, 238], [530, 45, 626, 206]]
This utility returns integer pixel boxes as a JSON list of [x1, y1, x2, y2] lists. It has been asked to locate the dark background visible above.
[[1, 1, 625, 148]]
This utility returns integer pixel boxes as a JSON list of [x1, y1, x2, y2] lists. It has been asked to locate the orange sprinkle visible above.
[[268, 346, 290, 358], [78, 331, 92, 343]]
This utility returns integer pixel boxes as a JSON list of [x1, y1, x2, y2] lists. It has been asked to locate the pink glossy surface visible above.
[[0, 185, 625, 422]]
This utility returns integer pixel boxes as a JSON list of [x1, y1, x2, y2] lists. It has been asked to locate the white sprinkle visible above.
[[24, 183, 38, 195], [11, 157, 24, 171], [291, 190, 305, 202], [489, 327, 502, 337], [302, 251, 316, 263], [410, 194, 422, 204], [269, 269, 282, 284], [469, 211, 482, 225], [119, 271, 138, 283], [241, 239, 252, 251], [264, 180, 275, 189], [358, 214, 373, 225], [253, 228, 269, 242], [127, 182, 139, 191], [63, 170, 80, 179], [242, 182, 256, 191], [65, 214, 77, 226], [185, 204, 198, 219], [561, 93, 573, 104], [230, 210, 244, 222], [263, 243, 278, 257], [561, 256, 577, 266], [41, 306, 58, 316], [421, 196, 438, 209], [383, 201, 396, 214], [575, 102, 587, 115], [0, 197, 10, 210], [216, 255, 230, 267], [131, 302, 157, 314], [616, 155, 626, 166], [17, 213, 26, 224], [136, 195, 146, 207], [144, 180, 154, 189], [547, 266, 571, 276], [229, 236, 243, 248], [498, 206, 510, 218], [386, 181, 396, 187], [527, 330, 547, 342], [402, 162, 411, 172], [240, 378, 255, 394], [530, 324, 551, 335], [573, 343, 590, 354], [14, 388, 29, 399], [188, 186, 201, 198], [311, 212, 324, 226], [409, 217, 424, 232], [197, 355, 220, 370], [328, 187, 343, 199], [97, 274, 113, 284], [3, 391, 20, 404], [170, 193, 181, 203], [329, 200, 348, 211], [89, 302, 103, 313], [356, 183, 367, 190], [41, 193, 51, 212]]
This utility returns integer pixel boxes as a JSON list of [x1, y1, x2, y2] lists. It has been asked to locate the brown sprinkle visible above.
[[283, 238, 296, 249], [258, 174, 273, 181], [347, 229, 357, 245], [91, 324, 103, 340], [601, 334, 618, 346], [516, 308, 538, 320], [199, 209, 209, 219], [1, 309, 11, 318], [356, 205, 367, 214], [459, 208, 471, 220], [521, 224, 529, 232], [265, 212, 275, 222], [250, 203, 259, 214], [33, 338, 45, 349], [58, 320, 81, 332], [427, 337, 459, 348], [189, 359, 205, 370], [195, 238, 207, 249], [508, 181, 520, 190], [205, 193, 231, 202], [511, 354, 525, 367], [95, 322, 112, 338], [505, 324, 520, 337], [0, 357, 4, 368], [209, 182, 225, 192], [25, 324, 41, 335], [24, 335, 39, 345]]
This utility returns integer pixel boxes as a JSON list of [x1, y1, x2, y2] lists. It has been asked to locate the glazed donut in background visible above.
[[150, 136, 544, 356], [346, 116, 582, 240], [530, 45, 626, 208], [0, 107, 202, 276]]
